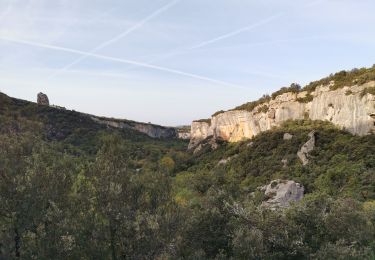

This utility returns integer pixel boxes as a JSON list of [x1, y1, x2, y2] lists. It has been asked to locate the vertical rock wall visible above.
[[189, 82, 375, 148]]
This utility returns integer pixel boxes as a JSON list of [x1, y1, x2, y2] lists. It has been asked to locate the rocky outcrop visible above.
[[176, 126, 191, 140], [189, 82, 375, 148], [37, 92, 49, 106], [297, 131, 316, 165], [192, 136, 222, 154], [283, 133, 293, 140], [178, 132, 191, 139], [218, 154, 238, 165], [91, 117, 177, 139], [188, 120, 213, 149], [261, 180, 304, 209]]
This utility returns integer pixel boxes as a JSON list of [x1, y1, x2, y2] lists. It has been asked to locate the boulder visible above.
[[281, 158, 288, 168], [283, 133, 293, 140], [297, 131, 316, 165], [37, 92, 49, 106], [261, 179, 304, 209]]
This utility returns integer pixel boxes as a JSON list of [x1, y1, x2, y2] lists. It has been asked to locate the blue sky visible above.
[[0, 0, 374, 126]]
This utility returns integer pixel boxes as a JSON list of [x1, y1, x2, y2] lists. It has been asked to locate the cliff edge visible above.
[[189, 81, 375, 149]]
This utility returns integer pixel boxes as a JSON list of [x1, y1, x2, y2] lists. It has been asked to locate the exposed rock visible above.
[[177, 130, 191, 140], [281, 158, 288, 168], [37, 92, 49, 106], [217, 154, 238, 165], [91, 117, 177, 139], [268, 108, 276, 119], [283, 133, 293, 140], [261, 180, 304, 209], [188, 121, 213, 150], [192, 136, 222, 154], [297, 131, 316, 165], [218, 158, 229, 165], [189, 82, 375, 149]]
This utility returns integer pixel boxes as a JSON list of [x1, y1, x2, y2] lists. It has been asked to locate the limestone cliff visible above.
[[189, 82, 375, 148], [91, 117, 178, 139]]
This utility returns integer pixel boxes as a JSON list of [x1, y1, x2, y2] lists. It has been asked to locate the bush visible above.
[[232, 94, 271, 112], [271, 83, 301, 99], [296, 93, 313, 103], [361, 86, 375, 97]]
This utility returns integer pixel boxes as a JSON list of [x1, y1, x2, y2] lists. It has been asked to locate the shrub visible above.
[[271, 83, 301, 99], [233, 94, 271, 112], [296, 93, 313, 103], [212, 110, 225, 117], [257, 105, 269, 114], [304, 66, 375, 93], [360, 86, 375, 97], [195, 118, 211, 124]]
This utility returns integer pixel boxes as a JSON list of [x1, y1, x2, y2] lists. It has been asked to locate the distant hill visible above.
[[0, 91, 188, 154]]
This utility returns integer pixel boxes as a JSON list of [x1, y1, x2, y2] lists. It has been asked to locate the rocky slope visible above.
[[91, 116, 180, 139], [0, 92, 188, 140], [189, 81, 375, 149]]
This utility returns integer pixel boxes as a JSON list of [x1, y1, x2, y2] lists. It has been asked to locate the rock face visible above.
[[261, 180, 304, 209], [37, 92, 49, 106], [189, 82, 375, 148], [91, 117, 177, 139], [283, 133, 293, 140], [297, 131, 316, 165], [188, 121, 213, 149], [176, 126, 191, 140]]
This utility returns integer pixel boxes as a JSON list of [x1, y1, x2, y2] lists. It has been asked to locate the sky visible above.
[[0, 0, 375, 126]]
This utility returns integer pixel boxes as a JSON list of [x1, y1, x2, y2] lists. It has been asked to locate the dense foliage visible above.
[[304, 65, 375, 92], [1, 93, 375, 259]]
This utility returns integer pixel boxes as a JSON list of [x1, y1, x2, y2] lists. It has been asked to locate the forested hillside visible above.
[[1, 92, 375, 259]]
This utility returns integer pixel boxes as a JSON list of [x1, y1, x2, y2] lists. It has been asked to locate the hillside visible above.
[[1, 66, 375, 259], [189, 66, 375, 150], [0, 92, 188, 153]]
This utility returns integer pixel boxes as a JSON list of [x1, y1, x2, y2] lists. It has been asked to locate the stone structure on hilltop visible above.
[[189, 81, 375, 149], [37, 92, 49, 106]]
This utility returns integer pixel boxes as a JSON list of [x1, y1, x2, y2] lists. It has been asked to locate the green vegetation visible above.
[[1, 93, 375, 259], [232, 94, 271, 112], [296, 93, 314, 103], [361, 86, 375, 97], [304, 65, 375, 92], [257, 104, 269, 113], [212, 110, 225, 117], [195, 118, 212, 124], [271, 83, 301, 99]]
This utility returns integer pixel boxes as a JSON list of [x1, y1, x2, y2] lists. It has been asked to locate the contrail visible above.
[[188, 0, 323, 50], [119, 0, 324, 73], [189, 13, 284, 50], [115, 13, 284, 74], [0, 36, 248, 89], [47, 0, 181, 80]]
